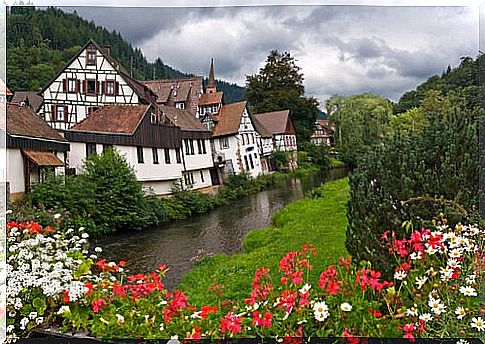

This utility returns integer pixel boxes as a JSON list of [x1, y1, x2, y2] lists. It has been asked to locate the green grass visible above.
[[330, 158, 346, 168], [178, 177, 350, 307]]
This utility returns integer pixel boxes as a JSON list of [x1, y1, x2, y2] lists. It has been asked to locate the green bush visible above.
[[346, 107, 481, 276]]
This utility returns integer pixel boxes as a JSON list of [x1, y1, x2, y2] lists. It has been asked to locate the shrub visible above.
[[272, 149, 290, 170], [346, 107, 481, 276]]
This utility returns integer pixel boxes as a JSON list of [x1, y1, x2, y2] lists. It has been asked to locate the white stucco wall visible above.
[[7, 148, 25, 194]]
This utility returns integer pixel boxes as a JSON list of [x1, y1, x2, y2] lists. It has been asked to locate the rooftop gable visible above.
[[254, 110, 294, 135]]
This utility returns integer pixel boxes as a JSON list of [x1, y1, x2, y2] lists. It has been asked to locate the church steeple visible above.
[[206, 58, 217, 94]]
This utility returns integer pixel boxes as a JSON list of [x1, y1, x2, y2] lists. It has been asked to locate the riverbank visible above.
[[179, 177, 349, 306]]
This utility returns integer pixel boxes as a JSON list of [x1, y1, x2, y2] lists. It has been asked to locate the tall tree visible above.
[[245, 50, 320, 144], [327, 93, 393, 165]]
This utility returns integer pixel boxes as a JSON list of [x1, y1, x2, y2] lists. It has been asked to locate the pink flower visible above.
[[91, 298, 107, 313]]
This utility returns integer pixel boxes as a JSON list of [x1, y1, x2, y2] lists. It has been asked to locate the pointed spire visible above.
[[207, 58, 216, 92]]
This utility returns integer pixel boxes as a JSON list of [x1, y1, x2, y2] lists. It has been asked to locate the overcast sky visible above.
[[62, 5, 479, 106]]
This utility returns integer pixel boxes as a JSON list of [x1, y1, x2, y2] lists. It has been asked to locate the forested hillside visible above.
[[7, 6, 245, 102], [393, 54, 483, 114]]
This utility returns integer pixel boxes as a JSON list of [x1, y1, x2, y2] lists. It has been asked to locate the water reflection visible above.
[[92, 168, 348, 289]]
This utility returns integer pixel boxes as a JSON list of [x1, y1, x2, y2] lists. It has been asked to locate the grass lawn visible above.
[[179, 177, 350, 307]]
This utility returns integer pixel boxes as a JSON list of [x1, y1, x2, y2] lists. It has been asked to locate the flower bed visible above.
[[6, 219, 483, 341]]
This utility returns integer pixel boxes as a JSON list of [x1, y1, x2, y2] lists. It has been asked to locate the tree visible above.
[[327, 93, 393, 166], [390, 107, 428, 134], [245, 50, 320, 144]]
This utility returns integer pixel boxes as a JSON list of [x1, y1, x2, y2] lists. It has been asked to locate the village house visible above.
[[197, 59, 224, 119], [311, 119, 334, 146], [64, 104, 183, 195], [142, 77, 203, 117], [39, 39, 157, 131], [253, 110, 298, 170], [6, 103, 69, 202], [252, 117, 275, 174], [206, 101, 263, 179], [159, 105, 214, 191]]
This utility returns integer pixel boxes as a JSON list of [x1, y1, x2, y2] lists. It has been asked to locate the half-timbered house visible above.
[[142, 77, 203, 117], [207, 101, 263, 179], [197, 59, 223, 118], [65, 104, 184, 195], [6, 103, 69, 202], [159, 105, 213, 191], [254, 110, 298, 170], [39, 39, 157, 131], [311, 119, 334, 146]]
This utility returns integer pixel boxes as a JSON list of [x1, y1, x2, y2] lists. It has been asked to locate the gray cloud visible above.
[[61, 5, 478, 105]]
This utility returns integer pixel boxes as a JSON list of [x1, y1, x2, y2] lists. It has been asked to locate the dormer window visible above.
[[175, 102, 185, 110], [150, 112, 158, 124], [86, 49, 97, 66]]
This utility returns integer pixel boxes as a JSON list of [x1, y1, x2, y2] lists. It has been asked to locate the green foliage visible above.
[[346, 105, 481, 277], [390, 107, 428, 134], [272, 149, 290, 170], [393, 54, 483, 114], [245, 50, 320, 143], [7, 7, 244, 103], [327, 93, 393, 166]]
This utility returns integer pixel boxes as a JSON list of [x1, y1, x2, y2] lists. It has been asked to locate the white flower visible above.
[[459, 286, 477, 297], [53, 213, 62, 219], [409, 251, 422, 260], [449, 248, 462, 259], [282, 311, 290, 321], [81, 233, 89, 239], [115, 314, 125, 324], [447, 259, 461, 270], [440, 266, 453, 282], [19, 317, 29, 330], [314, 310, 329, 322], [428, 298, 446, 315], [6, 325, 14, 333], [406, 304, 418, 317], [471, 317, 485, 332], [394, 270, 407, 280], [455, 306, 466, 320], [28, 312, 37, 319], [415, 276, 428, 290], [159, 323, 164, 331], [340, 302, 352, 312], [6, 209, 12, 215], [456, 339, 469, 344], [190, 311, 202, 319], [94, 247, 103, 253], [419, 313, 432, 322], [426, 267, 438, 277], [313, 301, 328, 313], [35, 317, 44, 325]]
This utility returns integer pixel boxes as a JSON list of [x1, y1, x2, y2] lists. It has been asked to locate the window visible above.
[[252, 134, 255, 144], [86, 49, 97, 65], [68, 79, 77, 93], [152, 148, 159, 164], [202, 140, 207, 154], [200, 170, 205, 183], [176, 148, 182, 164], [86, 80, 96, 95], [137, 147, 144, 164], [164, 148, 171, 164], [197, 139, 202, 154], [86, 143, 97, 157], [105, 81, 115, 95], [220, 137, 229, 149], [244, 156, 249, 170], [56, 106, 66, 122], [212, 105, 218, 113], [189, 139, 195, 155], [150, 113, 158, 124], [249, 155, 254, 169], [175, 102, 185, 109], [184, 139, 190, 155], [242, 134, 245, 145], [184, 172, 194, 186]]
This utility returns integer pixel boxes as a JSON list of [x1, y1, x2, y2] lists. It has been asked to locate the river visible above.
[[92, 168, 348, 289]]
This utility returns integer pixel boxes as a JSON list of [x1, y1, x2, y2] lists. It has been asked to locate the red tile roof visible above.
[[159, 104, 207, 132], [7, 103, 66, 142], [254, 110, 293, 135], [199, 91, 223, 106], [11, 91, 44, 112], [212, 101, 247, 137], [70, 104, 150, 135]]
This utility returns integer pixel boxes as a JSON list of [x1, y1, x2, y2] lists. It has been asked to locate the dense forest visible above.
[[393, 54, 484, 114], [7, 6, 245, 103]]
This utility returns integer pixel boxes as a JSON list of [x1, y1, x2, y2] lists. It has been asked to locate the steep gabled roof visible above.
[[254, 110, 294, 135], [159, 104, 207, 132], [199, 91, 223, 106], [143, 77, 203, 104], [11, 91, 44, 112], [40, 39, 157, 103], [7, 103, 66, 142], [69, 104, 150, 135], [252, 116, 272, 138], [212, 101, 247, 137]]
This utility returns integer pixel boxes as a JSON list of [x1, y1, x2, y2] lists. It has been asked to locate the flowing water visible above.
[[92, 168, 348, 289]]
